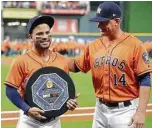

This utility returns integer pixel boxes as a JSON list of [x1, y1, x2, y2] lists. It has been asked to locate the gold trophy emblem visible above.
[[43, 80, 59, 98], [46, 80, 54, 89]]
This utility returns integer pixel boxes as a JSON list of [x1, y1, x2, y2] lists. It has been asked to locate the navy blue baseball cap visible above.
[[89, 2, 121, 22], [27, 15, 54, 34]]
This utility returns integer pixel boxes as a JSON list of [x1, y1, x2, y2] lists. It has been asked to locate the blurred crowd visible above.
[[3, 1, 89, 10], [144, 41, 152, 51], [2, 1, 36, 8], [1, 37, 152, 57], [143, 41, 152, 57], [2, 1, 88, 10], [42, 1, 88, 10], [1, 37, 86, 57]]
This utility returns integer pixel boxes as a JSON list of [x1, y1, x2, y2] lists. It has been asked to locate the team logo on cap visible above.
[[97, 8, 102, 14], [142, 52, 150, 64]]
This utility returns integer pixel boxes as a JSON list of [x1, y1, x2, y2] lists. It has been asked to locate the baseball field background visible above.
[[1, 1, 152, 128], [1, 56, 152, 128]]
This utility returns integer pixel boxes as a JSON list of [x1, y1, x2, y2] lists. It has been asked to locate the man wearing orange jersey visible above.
[[72, 2, 152, 128], [4, 15, 78, 128]]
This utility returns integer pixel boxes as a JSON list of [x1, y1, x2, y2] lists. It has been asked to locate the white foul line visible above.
[[1, 110, 19, 114]]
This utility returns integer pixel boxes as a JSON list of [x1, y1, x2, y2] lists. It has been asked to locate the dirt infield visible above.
[[1, 105, 152, 126]]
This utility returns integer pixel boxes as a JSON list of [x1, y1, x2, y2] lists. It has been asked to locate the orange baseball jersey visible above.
[[75, 32, 152, 102], [4, 50, 69, 98]]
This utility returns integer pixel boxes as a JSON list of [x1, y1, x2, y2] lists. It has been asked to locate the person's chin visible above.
[[102, 32, 109, 36], [101, 32, 106, 36]]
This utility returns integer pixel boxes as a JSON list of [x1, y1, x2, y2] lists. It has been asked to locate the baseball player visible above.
[[70, 2, 152, 128], [4, 15, 79, 128]]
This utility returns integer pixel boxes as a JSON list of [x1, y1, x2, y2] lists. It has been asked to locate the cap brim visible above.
[[89, 16, 110, 22], [30, 15, 54, 34]]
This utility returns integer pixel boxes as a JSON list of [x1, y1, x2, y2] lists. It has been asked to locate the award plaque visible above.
[[24, 67, 75, 118]]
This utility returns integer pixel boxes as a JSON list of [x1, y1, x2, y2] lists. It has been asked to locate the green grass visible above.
[[2, 126, 15, 128], [1, 121, 92, 128], [61, 120, 93, 128], [145, 116, 152, 128], [1, 65, 19, 111], [70, 72, 95, 106]]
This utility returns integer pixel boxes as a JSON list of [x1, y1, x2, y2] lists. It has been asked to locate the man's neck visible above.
[[108, 30, 123, 42], [32, 48, 50, 57]]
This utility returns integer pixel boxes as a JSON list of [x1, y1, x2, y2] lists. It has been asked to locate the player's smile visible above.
[[40, 40, 50, 45], [32, 24, 52, 49], [37, 40, 50, 49], [98, 22, 110, 36], [40, 41, 49, 45]]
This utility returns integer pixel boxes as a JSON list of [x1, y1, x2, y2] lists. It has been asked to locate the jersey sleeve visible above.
[[4, 58, 24, 89], [75, 45, 90, 73], [134, 43, 152, 76]]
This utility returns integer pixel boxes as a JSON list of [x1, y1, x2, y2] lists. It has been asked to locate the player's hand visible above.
[[128, 111, 145, 128], [27, 107, 47, 120], [66, 93, 80, 111]]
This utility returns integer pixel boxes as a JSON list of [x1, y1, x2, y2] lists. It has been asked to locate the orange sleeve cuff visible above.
[[4, 81, 18, 89]]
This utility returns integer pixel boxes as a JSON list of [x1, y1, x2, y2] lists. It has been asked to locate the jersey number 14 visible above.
[[113, 74, 126, 86]]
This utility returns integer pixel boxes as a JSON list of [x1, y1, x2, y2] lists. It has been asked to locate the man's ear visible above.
[[28, 34, 33, 42], [115, 18, 121, 24]]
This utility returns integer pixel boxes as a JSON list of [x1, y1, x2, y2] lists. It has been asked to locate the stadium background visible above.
[[1, 1, 152, 128]]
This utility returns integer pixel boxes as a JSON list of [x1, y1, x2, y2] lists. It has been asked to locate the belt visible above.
[[99, 99, 131, 107], [39, 117, 56, 123]]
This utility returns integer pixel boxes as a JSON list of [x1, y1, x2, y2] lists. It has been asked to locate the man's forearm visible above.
[[67, 58, 80, 73], [137, 86, 151, 113], [6, 85, 30, 114]]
